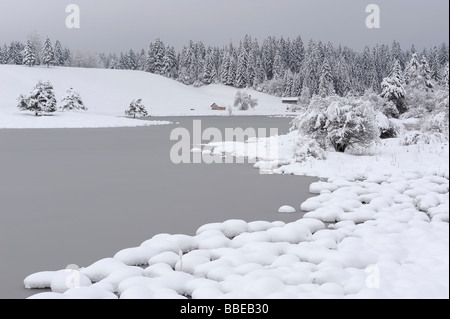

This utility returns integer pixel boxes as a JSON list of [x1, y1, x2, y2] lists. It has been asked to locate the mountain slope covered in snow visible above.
[[0, 65, 286, 129]]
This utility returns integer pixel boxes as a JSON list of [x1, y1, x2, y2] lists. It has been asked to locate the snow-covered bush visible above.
[[362, 91, 403, 138], [292, 95, 380, 153], [364, 90, 399, 118], [294, 135, 327, 163], [291, 95, 335, 148], [376, 112, 404, 139], [325, 98, 379, 152], [17, 81, 57, 116], [402, 104, 449, 146], [60, 88, 87, 111], [234, 91, 258, 111], [401, 131, 447, 146], [125, 99, 148, 118]]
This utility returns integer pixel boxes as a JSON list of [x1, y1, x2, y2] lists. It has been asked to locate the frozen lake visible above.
[[0, 116, 317, 299]]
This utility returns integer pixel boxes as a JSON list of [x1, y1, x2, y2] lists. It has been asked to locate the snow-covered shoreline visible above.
[[24, 130, 449, 299]]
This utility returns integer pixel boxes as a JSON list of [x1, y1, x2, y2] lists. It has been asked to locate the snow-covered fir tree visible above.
[[381, 60, 406, 114], [60, 88, 87, 111], [42, 37, 54, 67], [203, 50, 216, 85], [163, 46, 178, 78], [17, 81, 57, 116], [235, 47, 249, 88], [54, 40, 64, 66], [318, 58, 335, 97], [404, 53, 433, 91], [125, 99, 148, 118], [22, 40, 36, 67], [443, 63, 449, 89], [296, 84, 311, 110], [127, 50, 138, 70]]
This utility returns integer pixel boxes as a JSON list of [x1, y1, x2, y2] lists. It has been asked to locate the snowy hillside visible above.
[[0, 65, 286, 129]]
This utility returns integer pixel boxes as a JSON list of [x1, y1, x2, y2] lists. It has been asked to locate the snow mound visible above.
[[25, 172, 449, 299], [278, 205, 297, 214]]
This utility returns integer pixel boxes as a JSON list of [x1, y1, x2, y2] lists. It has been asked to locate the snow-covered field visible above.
[[0, 65, 286, 129], [24, 129, 449, 299]]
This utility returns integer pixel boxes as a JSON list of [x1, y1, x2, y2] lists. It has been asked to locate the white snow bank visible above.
[[0, 111, 170, 129]]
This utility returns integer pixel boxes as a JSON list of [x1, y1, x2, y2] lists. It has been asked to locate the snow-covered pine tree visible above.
[[291, 73, 303, 97], [22, 40, 36, 67], [235, 47, 248, 88], [0, 45, 8, 64], [54, 40, 64, 66], [290, 36, 305, 73], [253, 55, 266, 87], [381, 60, 406, 114], [152, 39, 166, 75], [203, 51, 216, 85], [443, 63, 449, 89], [125, 99, 148, 118], [404, 53, 429, 90], [63, 48, 71, 66], [296, 83, 311, 110], [146, 43, 156, 73], [17, 81, 57, 116], [391, 41, 405, 69], [302, 40, 321, 95], [318, 58, 335, 97], [163, 46, 177, 78], [8, 41, 25, 65], [127, 50, 138, 70], [419, 55, 434, 91], [272, 50, 284, 79], [118, 52, 127, 69], [42, 37, 54, 67], [60, 88, 87, 111], [438, 43, 449, 68], [431, 63, 442, 85], [333, 54, 352, 96], [137, 49, 147, 71], [283, 71, 294, 97]]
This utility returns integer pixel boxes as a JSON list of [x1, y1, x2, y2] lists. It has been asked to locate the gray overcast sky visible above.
[[0, 0, 448, 52]]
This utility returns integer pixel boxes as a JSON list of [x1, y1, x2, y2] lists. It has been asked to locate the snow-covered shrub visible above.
[[376, 112, 404, 139], [325, 98, 379, 152], [294, 135, 327, 163], [292, 95, 380, 153], [125, 99, 148, 118], [363, 91, 403, 138], [60, 88, 87, 111], [227, 105, 233, 116], [291, 95, 335, 148], [234, 91, 258, 111], [422, 111, 449, 135], [403, 89, 436, 118], [364, 90, 399, 118], [401, 131, 447, 146], [17, 81, 57, 116]]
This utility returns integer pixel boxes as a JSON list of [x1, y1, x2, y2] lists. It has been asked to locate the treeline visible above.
[[1, 34, 449, 97]]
